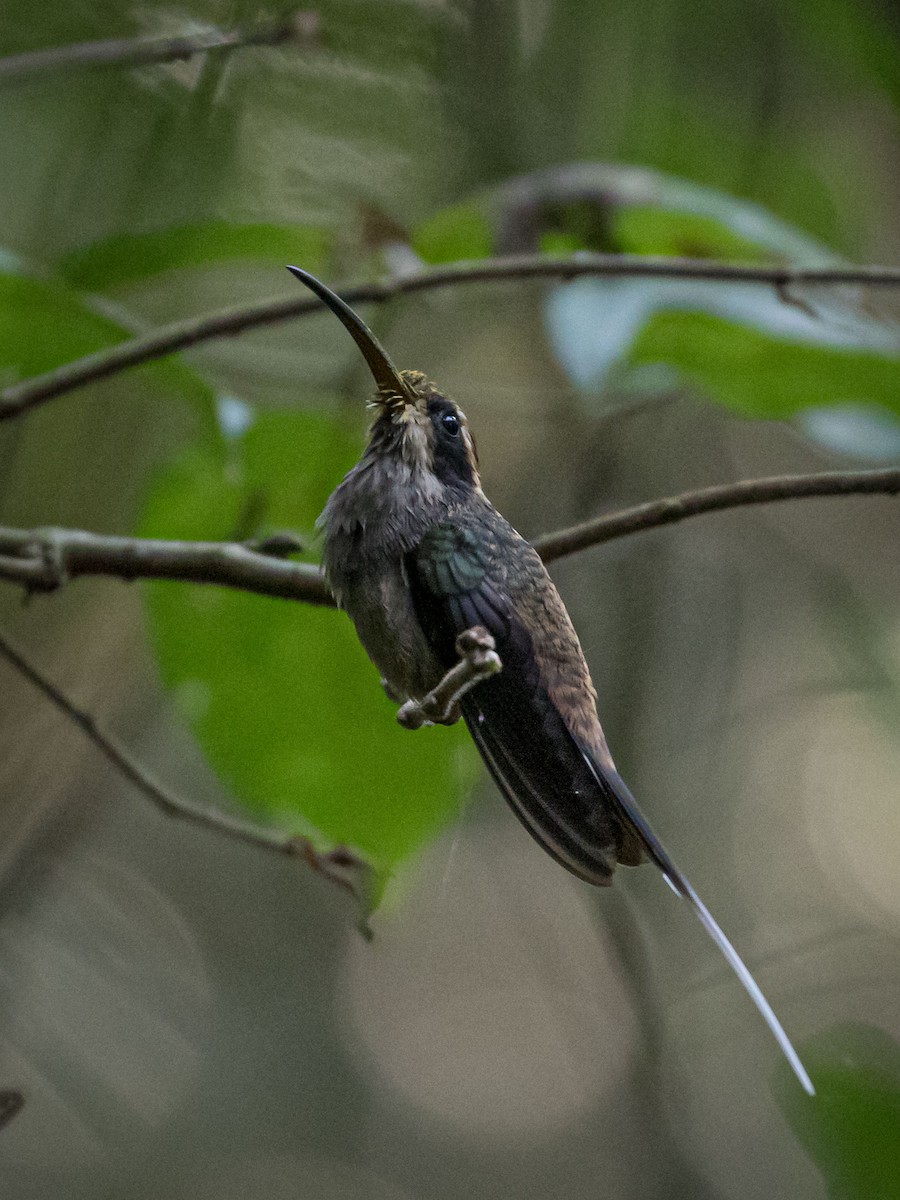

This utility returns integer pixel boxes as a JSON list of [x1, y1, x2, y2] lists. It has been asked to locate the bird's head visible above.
[[287, 267, 480, 494]]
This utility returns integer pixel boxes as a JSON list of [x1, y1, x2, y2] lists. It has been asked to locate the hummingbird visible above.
[[286, 265, 814, 1096]]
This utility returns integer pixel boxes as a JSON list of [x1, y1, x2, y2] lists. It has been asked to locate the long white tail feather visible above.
[[582, 753, 815, 1096], [665, 871, 815, 1096]]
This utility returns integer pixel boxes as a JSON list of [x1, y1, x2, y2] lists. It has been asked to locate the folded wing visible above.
[[408, 518, 814, 1095]]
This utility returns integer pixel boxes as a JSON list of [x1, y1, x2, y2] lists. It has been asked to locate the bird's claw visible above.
[[396, 625, 501, 730]]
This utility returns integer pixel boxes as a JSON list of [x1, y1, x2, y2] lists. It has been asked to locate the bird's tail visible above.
[[582, 753, 815, 1096]]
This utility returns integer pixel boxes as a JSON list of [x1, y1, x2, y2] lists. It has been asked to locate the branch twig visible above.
[[2, 252, 899, 420], [0, 12, 319, 84], [534, 466, 900, 561], [0, 628, 374, 925], [0, 468, 897, 603], [397, 627, 501, 729]]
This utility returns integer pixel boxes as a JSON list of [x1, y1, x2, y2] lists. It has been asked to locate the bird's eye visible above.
[[441, 412, 461, 437]]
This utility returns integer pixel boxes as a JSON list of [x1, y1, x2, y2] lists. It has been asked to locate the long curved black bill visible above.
[[286, 266, 412, 408]]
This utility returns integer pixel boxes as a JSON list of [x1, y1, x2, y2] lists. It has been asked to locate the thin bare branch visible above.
[[0, 526, 332, 605], [2, 252, 899, 420], [0, 12, 319, 83], [535, 467, 900, 561], [0, 467, 898, 607], [0, 628, 374, 922]]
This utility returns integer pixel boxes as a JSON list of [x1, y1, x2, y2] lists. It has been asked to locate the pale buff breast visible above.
[[337, 557, 447, 702]]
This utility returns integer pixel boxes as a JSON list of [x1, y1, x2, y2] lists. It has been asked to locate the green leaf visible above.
[[539, 230, 587, 256], [504, 165, 839, 263], [631, 310, 900, 420], [776, 1024, 900, 1200], [137, 408, 480, 876], [610, 167, 838, 263], [613, 205, 772, 263], [787, 0, 900, 113], [0, 267, 216, 419], [412, 202, 493, 264], [59, 222, 331, 293], [0, 271, 129, 377], [415, 165, 840, 272]]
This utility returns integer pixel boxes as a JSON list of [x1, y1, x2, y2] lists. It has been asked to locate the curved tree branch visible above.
[[0, 467, 897, 604], [0, 526, 332, 605], [0, 469, 896, 915], [0, 627, 374, 927], [0, 13, 319, 84], [534, 466, 900, 561], [2, 252, 899, 420]]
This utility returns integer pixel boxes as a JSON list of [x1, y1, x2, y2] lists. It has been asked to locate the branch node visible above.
[[774, 278, 818, 320], [33, 526, 70, 587], [397, 625, 501, 730], [289, 836, 376, 939]]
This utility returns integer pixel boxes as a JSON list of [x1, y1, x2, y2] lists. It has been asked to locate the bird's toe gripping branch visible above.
[[396, 626, 501, 729]]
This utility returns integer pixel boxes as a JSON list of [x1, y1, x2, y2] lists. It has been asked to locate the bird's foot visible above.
[[396, 625, 501, 730]]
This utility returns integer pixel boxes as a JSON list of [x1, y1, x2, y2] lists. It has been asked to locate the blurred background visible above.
[[0, 1, 899, 1197]]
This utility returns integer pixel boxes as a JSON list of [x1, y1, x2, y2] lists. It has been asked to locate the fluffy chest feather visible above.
[[320, 456, 448, 700]]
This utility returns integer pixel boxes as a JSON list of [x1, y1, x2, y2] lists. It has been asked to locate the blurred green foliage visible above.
[[614, 207, 772, 262], [0, 268, 214, 410], [632, 312, 900, 419], [59, 222, 330, 292], [413, 203, 494, 264], [138, 406, 478, 873], [777, 1025, 900, 1199]]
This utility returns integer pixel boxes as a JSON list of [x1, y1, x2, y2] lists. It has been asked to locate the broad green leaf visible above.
[[609, 166, 836, 263], [631, 309, 900, 419], [490, 164, 840, 263], [542, 172, 899, 418], [776, 1024, 900, 1199], [538, 231, 587, 256], [0, 267, 217, 423], [0, 271, 131, 377], [613, 206, 771, 263], [138, 408, 479, 876], [414, 165, 840, 272], [412, 202, 493, 264], [59, 222, 331, 293]]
